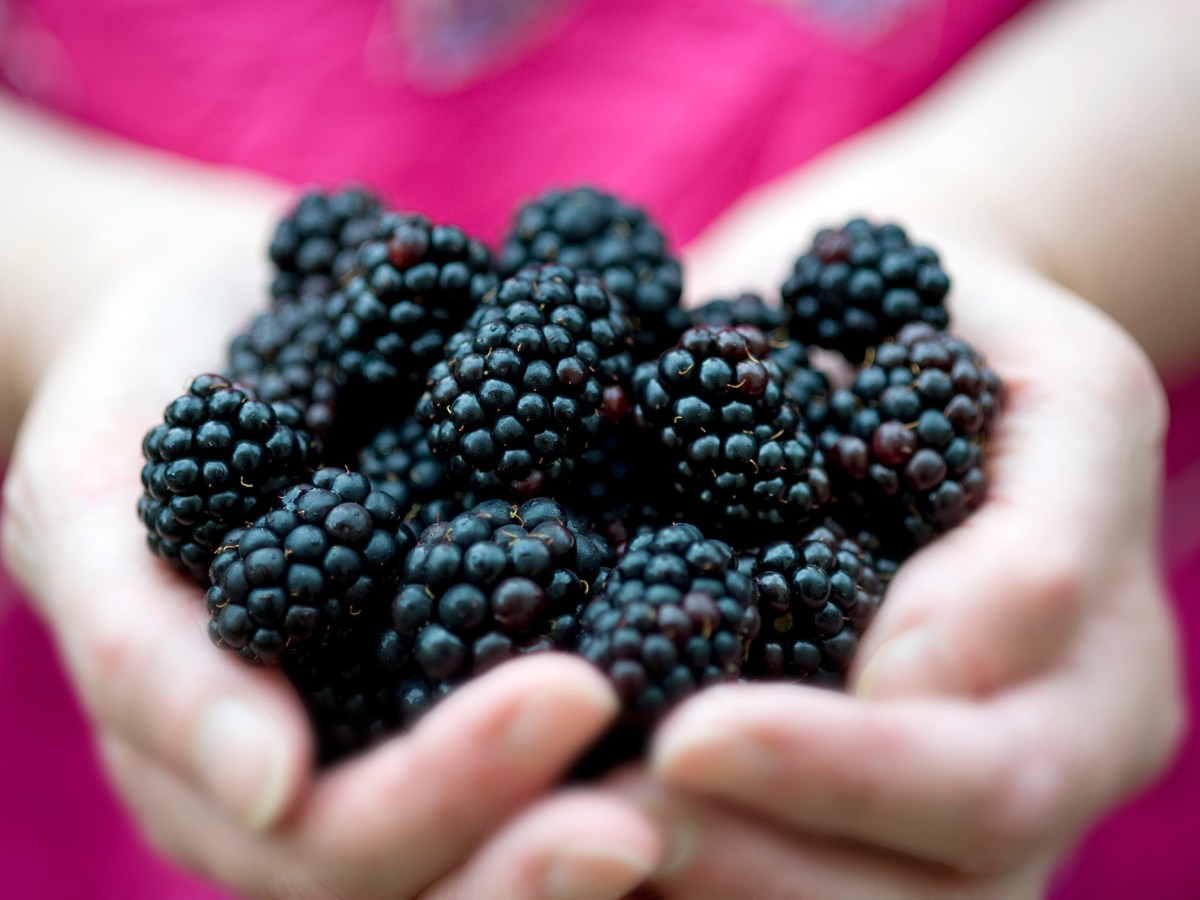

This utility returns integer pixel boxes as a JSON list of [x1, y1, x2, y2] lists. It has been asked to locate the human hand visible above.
[[1, 252, 664, 899], [622, 222, 1185, 899]]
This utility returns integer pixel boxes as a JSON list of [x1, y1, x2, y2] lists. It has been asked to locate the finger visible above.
[[101, 733, 388, 900], [423, 791, 662, 900], [297, 654, 619, 896], [97, 734, 291, 896], [612, 776, 1049, 900], [651, 683, 1082, 873], [2, 264, 312, 830], [50, 524, 312, 830], [854, 261, 1167, 698]]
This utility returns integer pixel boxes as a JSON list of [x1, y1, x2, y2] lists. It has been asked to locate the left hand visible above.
[[615, 221, 1185, 899]]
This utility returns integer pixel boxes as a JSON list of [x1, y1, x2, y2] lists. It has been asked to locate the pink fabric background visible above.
[[1, 0, 1197, 895]]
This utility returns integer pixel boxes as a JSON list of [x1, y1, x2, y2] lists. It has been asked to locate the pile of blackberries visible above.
[[137, 186, 1002, 764]]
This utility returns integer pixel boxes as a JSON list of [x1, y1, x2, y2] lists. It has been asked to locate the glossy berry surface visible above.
[[138, 374, 314, 584], [498, 187, 687, 360], [782, 218, 951, 362], [205, 469, 416, 665], [634, 325, 831, 535], [744, 520, 894, 685], [376, 499, 612, 718], [578, 524, 760, 731]]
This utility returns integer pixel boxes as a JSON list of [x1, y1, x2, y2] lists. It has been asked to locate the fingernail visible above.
[[190, 695, 291, 830], [503, 675, 618, 762], [543, 842, 659, 900], [856, 626, 962, 699]]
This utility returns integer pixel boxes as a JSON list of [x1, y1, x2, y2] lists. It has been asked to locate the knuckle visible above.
[[1022, 537, 1087, 624], [958, 751, 1064, 874]]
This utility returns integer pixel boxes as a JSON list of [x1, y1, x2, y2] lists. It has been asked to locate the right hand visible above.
[[1, 251, 664, 899]]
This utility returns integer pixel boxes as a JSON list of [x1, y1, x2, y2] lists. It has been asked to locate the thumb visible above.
[[853, 269, 1167, 700]]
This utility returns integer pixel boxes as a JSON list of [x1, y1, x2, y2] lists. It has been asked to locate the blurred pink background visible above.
[[1, 0, 1197, 895]]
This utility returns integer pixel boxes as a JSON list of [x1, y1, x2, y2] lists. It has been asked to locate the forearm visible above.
[[0, 95, 289, 453], [690, 0, 1200, 374]]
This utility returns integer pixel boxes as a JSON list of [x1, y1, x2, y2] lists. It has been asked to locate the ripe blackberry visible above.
[[690, 293, 786, 336], [286, 631, 397, 763], [376, 499, 611, 707], [470, 263, 635, 387], [744, 520, 893, 685], [138, 375, 314, 584], [782, 218, 951, 362], [767, 339, 834, 433], [358, 417, 449, 512], [824, 322, 1002, 546], [634, 325, 831, 535], [327, 211, 496, 394], [205, 469, 417, 666], [269, 187, 383, 299], [416, 278, 617, 497], [226, 291, 341, 436], [578, 524, 760, 731], [498, 187, 687, 360]]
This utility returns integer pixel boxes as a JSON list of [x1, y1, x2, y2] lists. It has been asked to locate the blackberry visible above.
[[824, 322, 1002, 547], [286, 631, 397, 763], [690, 293, 786, 336], [634, 326, 831, 535], [470, 263, 635, 387], [376, 499, 611, 709], [782, 218, 951, 362], [327, 211, 496, 394], [498, 187, 687, 360], [770, 340, 833, 433], [269, 187, 383, 299], [416, 276, 617, 497], [358, 417, 450, 513], [138, 375, 314, 584], [578, 524, 760, 731], [226, 291, 341, 436], [744, 520, 893, 685], [205, 469, 416, 666]]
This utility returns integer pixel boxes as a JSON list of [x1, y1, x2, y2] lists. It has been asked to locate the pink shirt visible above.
[[1, 1, 1197, 895]]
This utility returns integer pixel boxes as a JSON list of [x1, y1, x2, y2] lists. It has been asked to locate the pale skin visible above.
[[1, 0, 1197, 896]]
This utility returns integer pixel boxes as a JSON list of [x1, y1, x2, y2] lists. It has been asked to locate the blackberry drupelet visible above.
[[286, 631, 397, 763], [226, 291, 341, 436], [781, 218, 951, 362], [691, 293, 786, 337], [744, 520, 893, 685], [577, 524, 760, 731], [205, 469, 416, 666], [417, 278, 617, 497], [634, 325, 831, 535], [138, 374, 314, 584], [824, 322, 1002, 547], [376, 498, 611, 715], [269, 187, 383, 299], [498, 187, 687, 360], [327, 211, 496, 394]]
